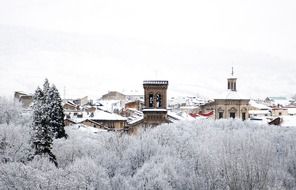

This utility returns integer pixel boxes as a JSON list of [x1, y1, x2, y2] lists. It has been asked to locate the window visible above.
[[156, 94, 162, 108], [219, 112, 223, 119], [108, 122, 115, 128], [149, 94, 154, 107], [230, 112, 235, 119], [242, 112, 246, 121]]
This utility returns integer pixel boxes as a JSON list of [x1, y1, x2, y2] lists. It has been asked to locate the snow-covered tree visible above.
[[48, 85, 67, 139], [31, 86, 57, 167], [0, 97, 21, 125], [2, 111, 296, 189]]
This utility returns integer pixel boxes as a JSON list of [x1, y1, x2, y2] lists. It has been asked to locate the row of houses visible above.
[[14, 71, 296, 131]]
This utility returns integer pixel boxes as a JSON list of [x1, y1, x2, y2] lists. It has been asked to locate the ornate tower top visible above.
[[231, 67, 234, 76], [143, 80, 168, 109], [227, 67, 237, 91]]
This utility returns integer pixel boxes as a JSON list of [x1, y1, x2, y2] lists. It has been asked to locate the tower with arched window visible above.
[[143, 80, 168, 126]]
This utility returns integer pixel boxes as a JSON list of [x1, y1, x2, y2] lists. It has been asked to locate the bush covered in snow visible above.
[[1, 99, 296, 189]]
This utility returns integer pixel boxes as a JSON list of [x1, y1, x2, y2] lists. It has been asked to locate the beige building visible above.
[[272, 108, 288, 117], [100, 91, 126, 101], [201, 69, 250, 120], [14, 91, 33, 108]]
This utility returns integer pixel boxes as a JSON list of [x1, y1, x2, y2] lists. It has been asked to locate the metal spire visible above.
[[231, 67, 234, 76]]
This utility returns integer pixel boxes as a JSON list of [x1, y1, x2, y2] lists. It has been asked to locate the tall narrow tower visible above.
[[227, 67, 237, 91], [143, 80, 168, 126]]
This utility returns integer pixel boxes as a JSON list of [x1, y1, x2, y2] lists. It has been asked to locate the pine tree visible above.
[[31, 86, 57, 167], [49, 85, 67, 139]]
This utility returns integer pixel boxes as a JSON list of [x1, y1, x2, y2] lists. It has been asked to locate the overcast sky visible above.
[[0, 0, 296, 99]]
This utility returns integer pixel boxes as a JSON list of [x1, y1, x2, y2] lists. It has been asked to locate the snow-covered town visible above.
[[2, 0, 296, 189], [2, 76, 296, 189], [14, 70, 296, 132]]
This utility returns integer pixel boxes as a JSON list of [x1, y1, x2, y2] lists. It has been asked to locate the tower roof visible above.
[[215, 90, 249, 100], [143, 80, 168, 85], [227, 67, 237, 79]]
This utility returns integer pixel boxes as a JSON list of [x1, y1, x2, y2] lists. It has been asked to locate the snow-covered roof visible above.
[[143, 80, 168, 85], [95, 99, 124, 112], [143, 108, 167, 112], [168, 111, 195, 121], [249, 100, 271, 110], [72, 110, 127, 123], [215, 90, 249, 100], [267, 97, 291, 106], [128, 115, 144, 125], [90, 110, 127, 121]]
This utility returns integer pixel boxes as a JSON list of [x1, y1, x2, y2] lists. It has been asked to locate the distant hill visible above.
[[0, 25, 295, 99]]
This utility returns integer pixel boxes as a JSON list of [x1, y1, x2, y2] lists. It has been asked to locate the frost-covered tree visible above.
[[31, 86, 57, 166], [0, 97, 21, 125], [0, 123, 32, 164], [48, 85, 67, 139], [2, 112, 296, 189]]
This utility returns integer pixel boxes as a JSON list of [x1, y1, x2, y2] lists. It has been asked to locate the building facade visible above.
[[201, 69, 250, 120]]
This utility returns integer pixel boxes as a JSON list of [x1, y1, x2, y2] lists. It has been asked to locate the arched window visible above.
[[149, 94, 154, 107], [156, 94, 162, 108]]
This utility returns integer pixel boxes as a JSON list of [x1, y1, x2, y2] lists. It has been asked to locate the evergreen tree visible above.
[[31, 86, 57, 167], [49, 85, 67, 139], [43, 78, 50, 96], [42, 79, 67, 139], [30, 79, 67, 166]]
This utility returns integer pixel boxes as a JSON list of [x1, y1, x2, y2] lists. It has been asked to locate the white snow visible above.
[[249, 100, 271, 110], [267, 97, 291, 107], [287, 107, 296, 115], [281, 116, 296, 127], [215, 90, 249, 100], [143, 109, 167, 112], [68, 124, 108, 133], [168, 111, 195, 121], [71, 109, 127, 123]]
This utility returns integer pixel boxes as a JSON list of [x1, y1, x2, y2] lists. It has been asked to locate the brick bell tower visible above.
[[143, 80, 169, 126]]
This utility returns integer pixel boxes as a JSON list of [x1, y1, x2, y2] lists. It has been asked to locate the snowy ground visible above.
[[281, 116, 296, 127]]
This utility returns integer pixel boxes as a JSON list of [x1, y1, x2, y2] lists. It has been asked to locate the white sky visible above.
[[0, 0, 296, 99]]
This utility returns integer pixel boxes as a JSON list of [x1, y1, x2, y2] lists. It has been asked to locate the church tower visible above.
[[143, 80, 168, 126], [227, 67, 237, 91]]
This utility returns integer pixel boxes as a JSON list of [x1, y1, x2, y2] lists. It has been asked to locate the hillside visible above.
[[1, 25, 295, 99]]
